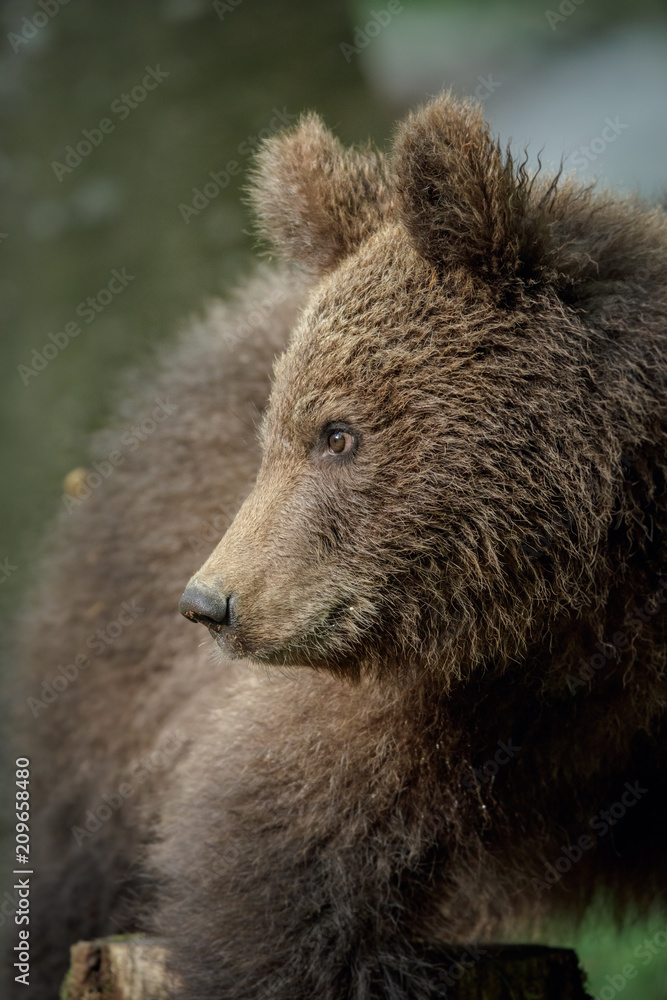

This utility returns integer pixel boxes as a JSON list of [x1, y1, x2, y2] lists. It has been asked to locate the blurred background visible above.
[[0, 0, 665, 995]]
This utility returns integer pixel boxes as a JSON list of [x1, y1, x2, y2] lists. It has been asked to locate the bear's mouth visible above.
[[210, 599, 358, 667]]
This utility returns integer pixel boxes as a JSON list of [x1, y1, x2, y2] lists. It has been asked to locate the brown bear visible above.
[[8, 93, 667, 1000]]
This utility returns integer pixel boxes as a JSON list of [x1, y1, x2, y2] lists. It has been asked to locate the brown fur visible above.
[[8, 94, 667, 999]]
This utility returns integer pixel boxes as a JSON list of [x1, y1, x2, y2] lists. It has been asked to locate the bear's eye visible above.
[[327, 430, 354, 455]]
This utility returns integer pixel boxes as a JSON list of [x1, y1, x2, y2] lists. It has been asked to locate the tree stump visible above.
[[60, 937, 592, 999], [424, 943, 592, 998], [60, 936, 174, 1000]]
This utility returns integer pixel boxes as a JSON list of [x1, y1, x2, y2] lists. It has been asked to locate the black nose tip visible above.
[[179, 583, 229, 630]]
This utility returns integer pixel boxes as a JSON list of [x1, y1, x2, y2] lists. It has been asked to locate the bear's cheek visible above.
[[193, 450, 396, 662]]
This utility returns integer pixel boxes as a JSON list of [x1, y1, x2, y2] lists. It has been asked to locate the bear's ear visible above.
[[392, 94, 545, 295], [247, 113, 393, 275]]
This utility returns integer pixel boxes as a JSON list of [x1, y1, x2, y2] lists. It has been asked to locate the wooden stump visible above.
[[60, 937, 592, 999], [424, 943, 592, 998], [60, 936, 174, 1000]]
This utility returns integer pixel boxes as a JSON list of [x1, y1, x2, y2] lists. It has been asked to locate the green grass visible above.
[[535, 914, 667, 1000]]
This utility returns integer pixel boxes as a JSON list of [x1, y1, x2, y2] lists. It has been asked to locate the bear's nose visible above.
[[179, 582, 230, 630]]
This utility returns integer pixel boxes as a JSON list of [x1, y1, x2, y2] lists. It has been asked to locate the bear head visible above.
[[179, 93, 666, 684]]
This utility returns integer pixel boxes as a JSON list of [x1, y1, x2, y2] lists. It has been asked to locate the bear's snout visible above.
[[179, 580, 231, 632]]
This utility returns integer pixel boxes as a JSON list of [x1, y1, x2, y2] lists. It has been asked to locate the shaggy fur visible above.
[[8, 94, 667, 1000]]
